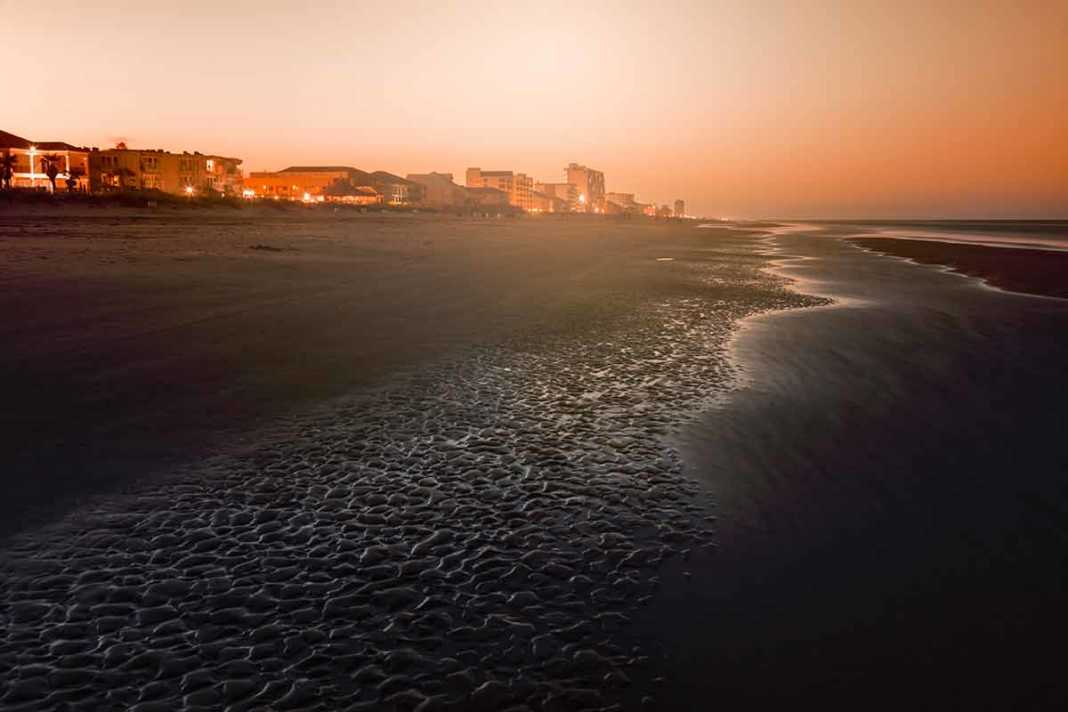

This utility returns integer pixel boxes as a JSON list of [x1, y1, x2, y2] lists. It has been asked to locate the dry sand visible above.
[[0, 206, 818, 710]]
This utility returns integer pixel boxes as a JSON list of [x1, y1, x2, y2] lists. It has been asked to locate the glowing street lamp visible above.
[[185, 186, 195, 198]]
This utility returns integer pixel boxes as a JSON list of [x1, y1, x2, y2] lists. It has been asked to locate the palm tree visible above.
[[0, 152, 16, 190], [41, 154, 62, 193]]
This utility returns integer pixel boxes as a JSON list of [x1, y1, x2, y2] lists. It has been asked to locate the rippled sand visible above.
[[0, 210, 821, 710]]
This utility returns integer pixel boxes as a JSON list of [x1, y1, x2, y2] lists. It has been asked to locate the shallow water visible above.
[[631, 225, 1068, 707], [831, 219, 1068, 251]]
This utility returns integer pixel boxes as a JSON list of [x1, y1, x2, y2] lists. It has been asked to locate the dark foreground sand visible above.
[[848, 236, 1068, 299], [0, 207, 818, 710]]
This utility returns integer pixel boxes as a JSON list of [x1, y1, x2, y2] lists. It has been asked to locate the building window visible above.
[[206, 159, 215, 172]]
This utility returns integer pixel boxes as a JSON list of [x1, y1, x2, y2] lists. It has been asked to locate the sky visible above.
[[3, 0, 1066, 218]]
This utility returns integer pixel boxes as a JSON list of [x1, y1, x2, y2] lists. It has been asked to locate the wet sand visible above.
[[849, 236, 1068, 299], [630, 225, 1068, 708], [0, 207, 782, 537], [5, 211, 1065, 709], [0, 207, 818, 710]]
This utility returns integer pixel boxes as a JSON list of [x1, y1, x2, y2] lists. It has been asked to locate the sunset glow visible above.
[[3, 1, 1067, 217]]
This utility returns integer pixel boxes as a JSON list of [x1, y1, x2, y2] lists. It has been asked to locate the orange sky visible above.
[[4, 1, 1066, 218]]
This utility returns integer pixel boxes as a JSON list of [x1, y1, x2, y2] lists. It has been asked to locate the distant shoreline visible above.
[[847, 236, 1068, 300]]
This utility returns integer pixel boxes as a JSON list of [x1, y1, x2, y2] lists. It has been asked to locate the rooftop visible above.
[[0, 130, 33, 149], [280, 166, 358, 173], [0, 131, 89, 152]]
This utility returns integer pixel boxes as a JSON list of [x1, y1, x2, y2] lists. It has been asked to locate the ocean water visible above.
[[627, 224, 1068, 707], [827, 219, 1068, 250]]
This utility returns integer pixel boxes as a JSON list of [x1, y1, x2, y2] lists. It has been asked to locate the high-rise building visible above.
[[674, 199, 685, 218], [565, 163, 605, 213], [465, 168, 534, 210]]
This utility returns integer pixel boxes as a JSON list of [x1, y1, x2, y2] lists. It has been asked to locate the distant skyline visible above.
[[3, 0, 1066, 218]]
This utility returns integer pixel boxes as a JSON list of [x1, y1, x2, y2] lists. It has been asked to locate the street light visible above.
[[185, 186, 195, 198]]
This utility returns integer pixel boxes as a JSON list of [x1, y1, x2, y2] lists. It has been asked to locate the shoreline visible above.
[[847, 235, 1068, 300], [627, 225, 1068, 707]]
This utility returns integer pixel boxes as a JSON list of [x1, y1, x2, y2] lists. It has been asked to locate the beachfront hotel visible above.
[[0, 130, 91, 192], [244, 166, 379, 203], [1, 129, 242, 197], [535, 182, 578, 211], [2, 127, 680, 216], [244, 166, 424, 206], [465, 168, 535, 211], [407, 172, 468, 209], [566, 162, 606, 213]]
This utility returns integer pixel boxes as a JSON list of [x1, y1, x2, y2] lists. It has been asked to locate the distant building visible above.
[[465, 168, 534, 211], [606, 192, 657, 217], [605, 191, 639, 214], [535, 182, 578, 211], [0, 130, 90, 192], [463, 186, 511, 210], [90, 146, 241, 195], [657, 204, 673, 219], [322, 181, 381, 205], [530, 190, 568, 213], [565, 162, 605, 213], [674, 199, 685, 218], [244, 166, 378, 202], [369, 171, 423, 206], [407, 172, 467, 209], [205, 155, 244, 194]]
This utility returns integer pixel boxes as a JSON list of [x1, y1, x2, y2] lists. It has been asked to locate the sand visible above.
[[848, 235, 1068, 300], [0, 206, 819, 710]]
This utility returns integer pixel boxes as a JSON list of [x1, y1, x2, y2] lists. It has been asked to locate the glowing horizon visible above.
[[3, 1, 1066, 218]]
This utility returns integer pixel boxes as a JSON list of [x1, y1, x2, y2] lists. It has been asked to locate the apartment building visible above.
[[565, 162, 605, 213], [534, 182, 578, 211], [244, 166, 377, 201], [369, 171, 423, 206], [407, 172, 467, 208], [465, 167, 534, 211], [530, 190, 569, 213], [90, 147, 242, 195]]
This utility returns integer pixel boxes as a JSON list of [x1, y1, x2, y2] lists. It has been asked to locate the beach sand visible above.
[[0, 207, 818, 710], [4, 210, 1065, 709], [0, 208, 792, 535], [848, 235, 1068, 299]]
